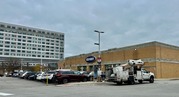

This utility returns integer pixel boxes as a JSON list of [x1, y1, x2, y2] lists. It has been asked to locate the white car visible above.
[[41, 71, 56, 82], [36, 72, 44, 81]]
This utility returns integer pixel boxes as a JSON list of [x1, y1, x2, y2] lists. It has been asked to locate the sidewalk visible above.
[[56, 81, 106, 87], [56, 78, 179, 87], [155, 78, 179, 81]]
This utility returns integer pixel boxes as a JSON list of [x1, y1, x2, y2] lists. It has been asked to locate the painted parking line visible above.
[[0, 92, 14, 96]]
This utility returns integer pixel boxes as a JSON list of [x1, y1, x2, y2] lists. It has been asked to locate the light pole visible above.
[[20, 59, 23, 71], [94, 30, 104, 81], [94, 30, 104, 64], [40, 50, 43, 72]]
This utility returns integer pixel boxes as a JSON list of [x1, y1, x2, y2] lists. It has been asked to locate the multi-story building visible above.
[[0, 22, 64, 67], [59, 41, 179, 78]]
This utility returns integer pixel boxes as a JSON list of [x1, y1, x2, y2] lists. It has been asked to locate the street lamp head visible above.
[[94, 43, 99, 45], [94, 30, 104, 33], [94, 30, 99, 32]]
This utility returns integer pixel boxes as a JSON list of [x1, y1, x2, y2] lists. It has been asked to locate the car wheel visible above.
[[52, 77, 56, 83], [149, 76, 154, 83], [62, 78, 68, 84], [83, 78, 87, 82], [138, 80, 143, 84], [116, 81, 123, 85], [89, 76, 93, 81]]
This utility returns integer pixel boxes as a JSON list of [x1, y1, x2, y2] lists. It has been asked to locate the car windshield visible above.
[[74, 71, 81, 75], [47, 71, 55, 74]]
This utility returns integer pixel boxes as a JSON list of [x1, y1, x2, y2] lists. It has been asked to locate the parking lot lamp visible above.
[[94, 30, 104, 81]]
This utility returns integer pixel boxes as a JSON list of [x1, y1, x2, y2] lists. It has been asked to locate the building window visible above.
[[60, 54, 63, 59], [33, 30, 36, 32], [4, 53, 9, 55], [12, 26, 16, 29], [60, 48, 64, 52], [28, 29, 32, 32], [22, 47, 25, 49], [7, 26, 11, 28], [0, 29, 4, 31], [18, 36, 21, 38], [18, 27, 22, 30], [5, 41, 10, 44], [28, 37, 32, 39], [5, 49, 9, 52], [11, 49, 15, 52], [0, 25, 5, 27], [23, 28, 27, 31]]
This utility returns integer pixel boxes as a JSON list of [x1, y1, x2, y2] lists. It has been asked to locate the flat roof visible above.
[[66, 41, 179, 59]]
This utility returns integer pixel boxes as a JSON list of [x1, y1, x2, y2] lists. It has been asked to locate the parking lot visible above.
[[0, 77, 179, 97]]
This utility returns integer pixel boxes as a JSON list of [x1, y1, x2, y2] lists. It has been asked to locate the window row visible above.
[[0, 29, 64, 40], [0, 52, 61, 58], [0, 34, 61, 43], [0, 24, 62, 37]]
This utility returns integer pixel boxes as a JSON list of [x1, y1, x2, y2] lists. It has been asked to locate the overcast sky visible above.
[[0, 0, 179, 57]]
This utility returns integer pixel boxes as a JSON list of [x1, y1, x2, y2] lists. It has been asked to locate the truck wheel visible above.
[[149, 76, 154, 83], [128, 76, 135, 85], [128, 80, 135, 85], [117, 81, 123, 85], [138, 80, 143, 84], [62, 78, 68, 84]]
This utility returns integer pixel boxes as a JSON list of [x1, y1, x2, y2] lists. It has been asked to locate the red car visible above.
[[53, 70, 88, 84]]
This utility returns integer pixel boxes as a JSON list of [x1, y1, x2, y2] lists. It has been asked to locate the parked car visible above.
[[19, 71, 31, 79], [41, 71, 56, 83], [36, 72, 44, 81], [28, 72, 39, 80], [24, 72, 36, 79], [75, 71, 91, 81], [53, 69, 88, 84], [0, 74, 3, 77], [12, 71, 19, 77], [88, 71, 94, 81]]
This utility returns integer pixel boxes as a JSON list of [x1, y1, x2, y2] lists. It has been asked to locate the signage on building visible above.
[[97, 57, 101, 63], [85, 56, 96, 63]]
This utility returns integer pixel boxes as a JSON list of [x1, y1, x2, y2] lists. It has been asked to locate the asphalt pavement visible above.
[[1, 77, 179, 97]]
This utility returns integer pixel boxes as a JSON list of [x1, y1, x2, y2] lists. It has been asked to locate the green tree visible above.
[[33, 64, 41, 72]]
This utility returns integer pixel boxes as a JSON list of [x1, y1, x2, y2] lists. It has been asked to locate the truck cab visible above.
[[141, 68, 154, 83]]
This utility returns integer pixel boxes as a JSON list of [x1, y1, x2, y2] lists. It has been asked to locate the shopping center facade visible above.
[[59, 41, 179, 78]]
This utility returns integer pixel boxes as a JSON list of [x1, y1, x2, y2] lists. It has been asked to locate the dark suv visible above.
[[53, 70, 88, 84]]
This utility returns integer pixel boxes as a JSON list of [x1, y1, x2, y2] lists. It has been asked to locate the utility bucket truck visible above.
[[106, 59, 154, 85]]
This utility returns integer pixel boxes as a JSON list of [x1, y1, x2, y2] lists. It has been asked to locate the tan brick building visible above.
[[58, 41, 179, 78]]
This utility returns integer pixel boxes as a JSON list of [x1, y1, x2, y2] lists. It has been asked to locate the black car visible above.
[[24, 72, 36, 79], [28, 73, 39, 80], [0, 74, 3, 77]]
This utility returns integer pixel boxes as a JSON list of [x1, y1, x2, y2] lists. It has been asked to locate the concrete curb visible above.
[[56, 81, 106, 87], [155, 78, 179, 81], [56, 79, 179, 87]]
